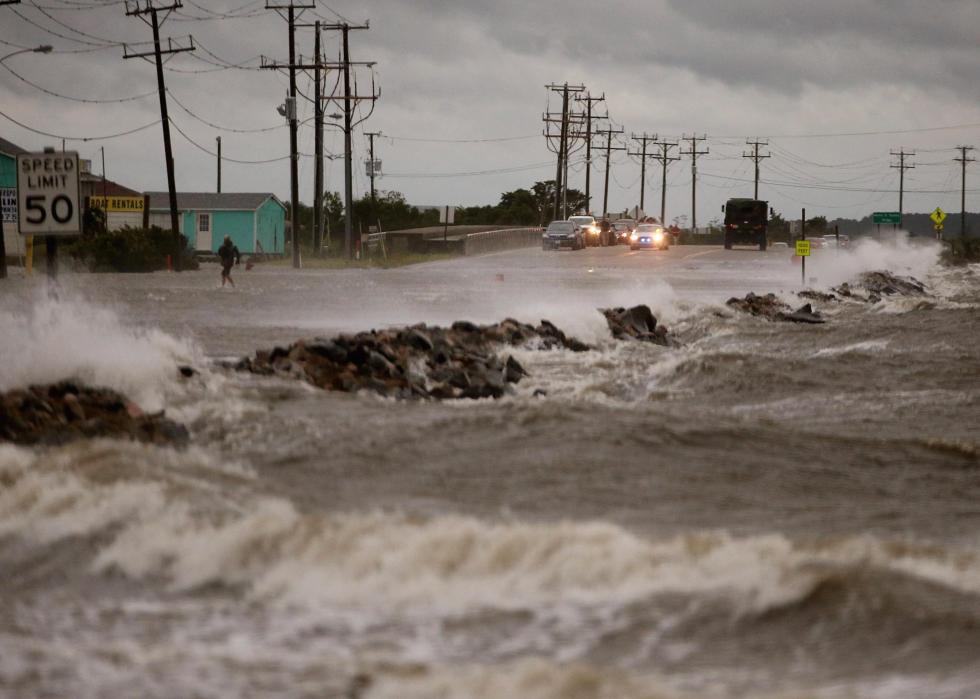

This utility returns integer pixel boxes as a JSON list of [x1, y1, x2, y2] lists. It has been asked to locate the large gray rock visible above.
[[0, 381, 189, 447], [601, 305, 674, 346]]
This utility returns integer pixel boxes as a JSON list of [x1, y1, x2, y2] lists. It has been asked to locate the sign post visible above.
[[0, 186, 16, 279], [872, 211, 901, 240], [17, 149, 82, 280], [799, 208, 807, 286], [440, 205, 455, 242], [930, 207, 947, 241]]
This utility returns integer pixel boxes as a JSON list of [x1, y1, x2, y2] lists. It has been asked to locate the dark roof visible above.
[[0, 136, 28, 157], [146, 192, 284, 212], [81, 175, 143, 198]]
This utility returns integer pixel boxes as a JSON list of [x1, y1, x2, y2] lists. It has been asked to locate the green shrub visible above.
[[66, 227, 199, 272]]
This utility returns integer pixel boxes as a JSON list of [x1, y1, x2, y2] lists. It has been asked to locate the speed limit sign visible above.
[[16, 150, 82, 237]]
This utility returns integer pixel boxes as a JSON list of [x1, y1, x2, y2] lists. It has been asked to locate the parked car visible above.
[[629, 223, 669, 251], [542, 220, 585, 250]]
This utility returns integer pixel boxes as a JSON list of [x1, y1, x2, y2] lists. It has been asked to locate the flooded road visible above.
[[2, 241, 979, 699]]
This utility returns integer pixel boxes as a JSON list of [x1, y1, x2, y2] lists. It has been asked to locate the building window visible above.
[[199, 213, 210, 232]]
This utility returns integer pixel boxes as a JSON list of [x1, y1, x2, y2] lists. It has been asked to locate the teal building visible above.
[[147, 192, 287, 255], [1, 136, 27, 257]]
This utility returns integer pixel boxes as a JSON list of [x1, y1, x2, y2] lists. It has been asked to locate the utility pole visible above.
[[595, 125, 626, 218], [575, 93, 605, 215], [681, 134, 708, 233], [889, 148, 914, 226], [101, 146, 107, 200], [365, 131, 381, 202], [216, 137, 221, 193], [262, 1, 314, 269], [629, 132, 658, 212], [123, 1, 194, 271], [365, 130, 381, 238], [954, 145, 975, 238], [312, 20, 322, 255], [652, 139, 679, 226], [544, 83, 585, 221], [542, 107, 584, 220], [743, 138, 770, 200], [317, 22, 376, 259]]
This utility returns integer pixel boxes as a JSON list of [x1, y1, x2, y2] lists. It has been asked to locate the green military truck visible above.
[[723, 198, 769, 251]]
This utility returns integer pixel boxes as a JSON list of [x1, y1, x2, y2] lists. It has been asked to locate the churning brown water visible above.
[[1, 241, 978, 699]]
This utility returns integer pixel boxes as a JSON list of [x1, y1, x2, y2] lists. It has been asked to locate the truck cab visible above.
[[723, 199, 769, 251]]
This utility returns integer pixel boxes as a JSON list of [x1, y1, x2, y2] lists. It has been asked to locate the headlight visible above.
[[630, 232, 638, 241], [653, 231, 664, 242]]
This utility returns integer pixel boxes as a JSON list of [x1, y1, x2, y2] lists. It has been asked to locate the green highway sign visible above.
[[872, 211, 901, 225]]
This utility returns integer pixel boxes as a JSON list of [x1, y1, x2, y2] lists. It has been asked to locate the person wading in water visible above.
[[218, 235, 241, 288]]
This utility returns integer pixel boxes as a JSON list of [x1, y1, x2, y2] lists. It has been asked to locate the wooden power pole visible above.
[[744, 138, 770, 200], [262, 1, 315, 268], [681, 134, 708, 233], [123, 0, 195, 271], [954, 146, 975, 238], [629, 132, 658, 212]]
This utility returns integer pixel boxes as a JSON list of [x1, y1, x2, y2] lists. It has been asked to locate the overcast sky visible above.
[[2, 0, 979, 224]]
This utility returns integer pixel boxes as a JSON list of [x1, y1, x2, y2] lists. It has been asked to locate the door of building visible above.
[[196, 212, 212, 251]]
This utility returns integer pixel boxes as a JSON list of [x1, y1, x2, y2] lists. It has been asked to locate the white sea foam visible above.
[[0, 293, 200, 410], [804, 236, 941, 290], [811, 339, 890, 357]]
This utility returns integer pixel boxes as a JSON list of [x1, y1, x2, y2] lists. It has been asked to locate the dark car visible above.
[[612, 219, 636, 245], [542, 220, 585, 250]]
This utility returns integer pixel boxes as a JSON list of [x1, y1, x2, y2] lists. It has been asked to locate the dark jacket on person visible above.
[[218, 241, 240, 267]]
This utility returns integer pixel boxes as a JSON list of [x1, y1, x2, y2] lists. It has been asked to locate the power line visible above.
[[0, 106, 161, 140], [1, 58, 156, 102]]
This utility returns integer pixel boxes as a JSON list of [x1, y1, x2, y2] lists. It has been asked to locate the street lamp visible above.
[[0, 44, 51, 280]]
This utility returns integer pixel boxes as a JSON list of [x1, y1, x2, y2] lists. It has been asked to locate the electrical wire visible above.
[[0, 107, 161, 141], [1, 60, 156, 103]]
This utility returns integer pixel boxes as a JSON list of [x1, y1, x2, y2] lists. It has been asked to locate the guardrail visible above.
[[463, 227, 543, 256], [365, 227, 544, 257]]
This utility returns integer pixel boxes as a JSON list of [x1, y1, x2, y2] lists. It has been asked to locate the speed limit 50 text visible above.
[[16, 151, 82, 237]]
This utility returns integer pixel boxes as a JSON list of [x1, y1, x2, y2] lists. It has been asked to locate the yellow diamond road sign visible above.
[[795, 240, 811, 257], [931, 207, 947, 225]]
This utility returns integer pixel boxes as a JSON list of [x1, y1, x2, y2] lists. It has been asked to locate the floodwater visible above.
[[1, 240, 979, 699]]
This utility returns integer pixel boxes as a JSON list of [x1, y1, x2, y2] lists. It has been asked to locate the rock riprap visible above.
[[236, 318, 591, 400], [834, 271, 927, 303], [0, 382, 189, 447], [601, 305, 675, 346], [726, 293, 826, 324]]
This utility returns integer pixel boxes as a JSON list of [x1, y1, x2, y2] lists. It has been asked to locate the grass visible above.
[[262, 249, 458, 269]]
